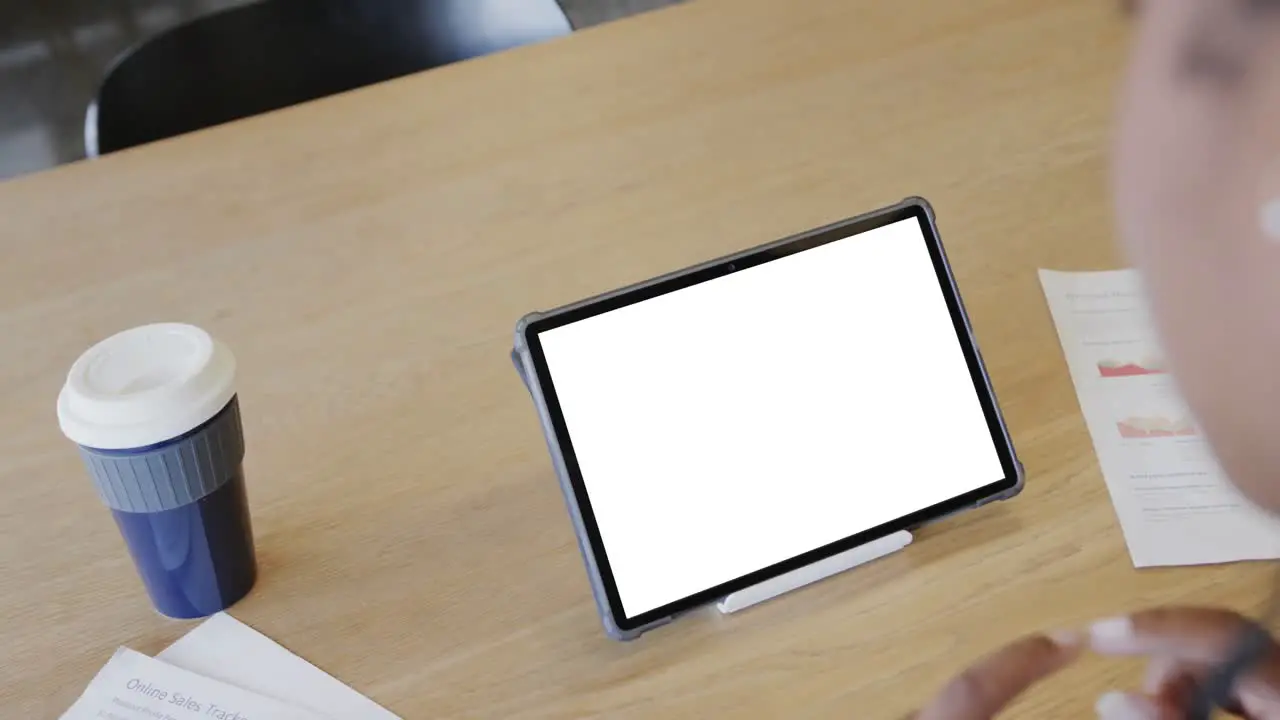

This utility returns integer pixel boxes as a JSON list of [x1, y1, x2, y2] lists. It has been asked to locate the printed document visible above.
[[60, 647, 323, 720], [1040, 269, 1280, 566], [159, 613, 400, 719]]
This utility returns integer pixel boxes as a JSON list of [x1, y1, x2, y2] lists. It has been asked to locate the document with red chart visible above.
[[1040, 269, 1280, 567]]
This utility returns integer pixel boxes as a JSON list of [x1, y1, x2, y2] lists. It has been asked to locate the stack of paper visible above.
[[61, 614, 400, 719], [1040, 269, 1280, 567]]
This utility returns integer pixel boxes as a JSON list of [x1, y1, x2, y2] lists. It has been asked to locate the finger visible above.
[[1141, 656, 1182, 695], [1089, 607, 1260, 664], [916, 632, 1082, 720], [1091, 609, 1280, 711], [1142, 655, 1258, 716], [1094, 691, 1181, 720], [1143, 664, 1215, 714]]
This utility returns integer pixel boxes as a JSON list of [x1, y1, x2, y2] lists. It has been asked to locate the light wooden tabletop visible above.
[[0, 0, 1271, 717]]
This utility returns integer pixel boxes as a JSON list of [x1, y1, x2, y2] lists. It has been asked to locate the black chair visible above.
[[85, 0, 572, 155]]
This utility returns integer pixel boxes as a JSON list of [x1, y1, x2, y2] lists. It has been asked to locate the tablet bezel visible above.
[[520, 199, 1022, 633]]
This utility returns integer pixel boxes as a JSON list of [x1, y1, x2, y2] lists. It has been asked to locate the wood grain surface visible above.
[[0, 0, 1270, 717]]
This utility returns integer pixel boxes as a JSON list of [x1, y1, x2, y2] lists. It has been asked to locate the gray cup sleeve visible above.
[[78, 397, 246, 513]]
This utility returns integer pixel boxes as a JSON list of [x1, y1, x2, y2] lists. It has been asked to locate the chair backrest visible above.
[[86, 0, 571, 155]]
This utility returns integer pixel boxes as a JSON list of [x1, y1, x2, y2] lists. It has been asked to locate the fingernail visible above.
[[1090, 616, 1137, 653], [1095, 691, 1156, 719], [1048, 629, 1084, 648]]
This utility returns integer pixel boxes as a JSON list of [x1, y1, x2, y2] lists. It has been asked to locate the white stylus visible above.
[[716, 530, 914, 614]]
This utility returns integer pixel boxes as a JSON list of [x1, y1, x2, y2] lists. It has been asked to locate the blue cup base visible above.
[[113, 469, 257, 619]]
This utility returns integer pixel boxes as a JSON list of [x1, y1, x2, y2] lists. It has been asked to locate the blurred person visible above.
[[912, 2, 1280, 717]]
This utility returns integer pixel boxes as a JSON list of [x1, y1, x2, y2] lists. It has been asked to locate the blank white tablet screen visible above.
[[537, 218, 1005, 618]]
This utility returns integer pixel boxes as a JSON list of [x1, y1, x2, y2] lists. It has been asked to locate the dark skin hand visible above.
[[909, 610, 1280, 719], [1086, 608, 1280, 719], [905, 632, 1082, 719]]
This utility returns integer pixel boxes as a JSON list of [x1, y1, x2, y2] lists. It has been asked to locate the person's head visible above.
[[1114, 0, 1280, 511]]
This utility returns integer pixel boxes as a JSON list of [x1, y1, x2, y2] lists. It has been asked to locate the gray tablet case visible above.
[[510, 348, 670, 640], [511, 197, 1024, 640]]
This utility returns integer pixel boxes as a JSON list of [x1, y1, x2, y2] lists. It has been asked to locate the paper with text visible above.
[[158, 613, 400, 719], [1040, 269, 1280, 567], [60, 647, 323, 720]]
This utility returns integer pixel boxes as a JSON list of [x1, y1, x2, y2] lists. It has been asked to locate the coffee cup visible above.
[[57, 323, 256, 618]]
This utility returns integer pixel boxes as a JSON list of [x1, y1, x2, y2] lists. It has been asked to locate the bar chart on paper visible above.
[[1096, 358, 1166, 378], [1040, 269, 1280, 567], [1115, 416, 1197, 440]]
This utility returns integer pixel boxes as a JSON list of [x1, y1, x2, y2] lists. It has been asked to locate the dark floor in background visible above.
[[0, 0, 684, 181]]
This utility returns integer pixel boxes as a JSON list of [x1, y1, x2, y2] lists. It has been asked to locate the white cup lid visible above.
[[57, 323, 237, 450]]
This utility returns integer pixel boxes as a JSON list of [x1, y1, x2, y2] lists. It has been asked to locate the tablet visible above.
[[512, 197, 1022, 640]]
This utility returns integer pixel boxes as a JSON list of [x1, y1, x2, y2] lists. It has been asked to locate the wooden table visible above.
[[0, 0, 1270, 716]]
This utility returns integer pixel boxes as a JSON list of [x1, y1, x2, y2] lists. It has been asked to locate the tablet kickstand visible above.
[[715, 530, 913, 614]]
